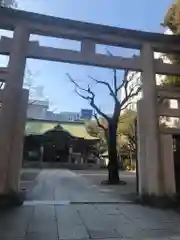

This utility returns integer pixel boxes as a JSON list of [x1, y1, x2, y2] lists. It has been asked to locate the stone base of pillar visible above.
[[0, 190, 26, 208], [160, 134, 176, 196], [136, 194, 179, 209]]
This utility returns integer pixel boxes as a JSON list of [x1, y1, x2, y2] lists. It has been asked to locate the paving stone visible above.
[[25, 233, 58, 240], [134, 218, 167, 230], [116, 222, 143, 239], [0, 206, 33, 223], [0, 234, 24, 240], [33, 205, 55, 220], [77, 205, 107, 228], [143, 238, 170, 240], [0, 209, 31, 238], [0, 218, 29, 237], [0, 219, 28, 234], [139, 229, 178, 239], [88, 229, 120, 239], [95, 204, 121, 215], [101, 213, 132, 230], [58, 225, 89, 239], [77, 205, 122, 239], [55, 205, 83, 226], [28, 219, 57, 233], [169, 236, 180, 240]]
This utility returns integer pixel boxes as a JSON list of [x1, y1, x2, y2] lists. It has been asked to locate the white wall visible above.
[[120, 71, 141, 112]]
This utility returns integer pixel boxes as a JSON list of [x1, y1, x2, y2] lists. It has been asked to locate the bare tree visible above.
[[67, 69, 141, 184]]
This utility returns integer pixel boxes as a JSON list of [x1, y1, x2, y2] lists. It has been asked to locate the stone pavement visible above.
[[1, 169, 180, 240], [20, 169, 40, 192], [1, 203, 180, 239], [25, 169, 136, 203]]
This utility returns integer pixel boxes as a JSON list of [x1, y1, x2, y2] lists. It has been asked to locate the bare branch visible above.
[[120, 101, 136, 111], [90, 97, 110, 122], [68, 73, 110, 122], [88, 76, 113, 94], [128, 85, 141, 99], [88, 75, 118, 102], [116, 81, 125, 93], [117, 70, 140, 94], [67, 73, 88, 93], [75, 89, 91, 100], [93, 112, 107, 132], [128, 71, 140, 83], [113, 69, 118, 95], [124, 70, 133, 99], [120, 84, 141, 110], [106, 49, 113, 56], [116, 69, 129, 93]]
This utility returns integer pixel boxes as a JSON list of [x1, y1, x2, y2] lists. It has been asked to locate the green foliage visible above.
[[118, 110, 136, 132], [25, 122, 44, 135], [86, 119, 107, 151], [85, 120, 101, 138], [162, 75, 180, 86], [162, 2, 180, 86], [117, 109, 137, 153], [86, 110, 137, 156], [163, 2, 180, 33], [122, 158, 136, 171], [86, 118, 107, 141]]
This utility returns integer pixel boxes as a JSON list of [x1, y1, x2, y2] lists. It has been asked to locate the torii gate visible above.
[[0, 7, 180, 200]]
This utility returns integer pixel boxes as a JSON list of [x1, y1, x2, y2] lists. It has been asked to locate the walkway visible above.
[[25, 169, 136, 203], [1, 169, 180, 240]]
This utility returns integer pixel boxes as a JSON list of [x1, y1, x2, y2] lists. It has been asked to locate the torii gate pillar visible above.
[[0, 25, 29, 195], [138, 43, 162, 196]]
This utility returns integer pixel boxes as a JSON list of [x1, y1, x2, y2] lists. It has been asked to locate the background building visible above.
[[27, 100, 92, 122], [120, 29, 180, 128], [120, 29, 174, 106], [119, 71, 141, 112], [27, 100, 49, 120]]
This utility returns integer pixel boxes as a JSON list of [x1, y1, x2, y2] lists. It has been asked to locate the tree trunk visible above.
[[107, 123, 120, 184]]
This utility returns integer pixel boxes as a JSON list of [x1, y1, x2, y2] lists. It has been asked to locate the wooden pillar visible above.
[[0, 25, 29, 194], [141, 43, 161, 195], [137, 100, 147, 195], [7, 89, 29, 192], [160, 134, 176, 196]]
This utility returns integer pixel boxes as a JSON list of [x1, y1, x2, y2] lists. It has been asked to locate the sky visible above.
[[0, 0, 172, 113]]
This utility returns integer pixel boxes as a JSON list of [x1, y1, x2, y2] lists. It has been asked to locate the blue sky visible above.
[[0, 0, 172, 113]]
